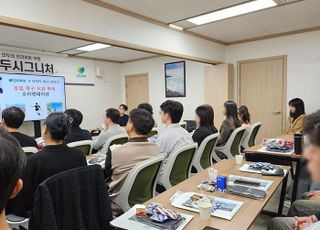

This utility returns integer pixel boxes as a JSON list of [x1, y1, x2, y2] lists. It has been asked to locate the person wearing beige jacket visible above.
[[284, 98, 306, 134], [109, 108, 160, 196]]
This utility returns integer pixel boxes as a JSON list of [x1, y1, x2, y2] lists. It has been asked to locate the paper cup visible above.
[[208, 168, 218, 182], [235, 155, 244, 165], [199, 201, 212, 220]]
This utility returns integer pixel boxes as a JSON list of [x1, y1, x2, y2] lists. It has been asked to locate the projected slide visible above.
[[0, 73, 66, 121]]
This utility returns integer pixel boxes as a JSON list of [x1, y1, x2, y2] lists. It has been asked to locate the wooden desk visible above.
[[244, 134, 302, 202], [145, 160, 289, 230]]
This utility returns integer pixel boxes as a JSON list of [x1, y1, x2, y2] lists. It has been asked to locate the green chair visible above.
[[67, 140, 93, 156], [22, 147, 38, 156], [101, 134, 129, 154], [241, 122, 262, 149], [191, 133, 219, 173], [110, 154, 165, 212], [213, 127, 246, 160], [146, 128, 158, 138], [157, 143, 197, 190]]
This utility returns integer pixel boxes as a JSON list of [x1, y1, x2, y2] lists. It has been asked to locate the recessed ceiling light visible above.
[[76, 43, 111, 52], [187, 0, 277, 25], [169, 24, 184, 31]]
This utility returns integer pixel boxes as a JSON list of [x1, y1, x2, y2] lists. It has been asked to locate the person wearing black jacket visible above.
[[1, 106, 38, 148], [7, 112, 87, 217], [29, 165, 113, 230], [192, 104, 218, 146], [64, 109, 92, 144]]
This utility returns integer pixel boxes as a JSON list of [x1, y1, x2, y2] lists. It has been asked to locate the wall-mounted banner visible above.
[[0, 51, 54, 75]]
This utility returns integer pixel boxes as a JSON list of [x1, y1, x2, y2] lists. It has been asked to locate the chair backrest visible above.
[[102, 134, 129, 154], [146, 128, 158, 138], [115, 154, 165, 211], [22, 147, 38, 156], [192, 133, 219, 172], [229, 127, 246, 157], [167, 143, 197, 186], [67, 140, 93, 156], [247, 123, 262, 147], [180, 122, 187, 129]]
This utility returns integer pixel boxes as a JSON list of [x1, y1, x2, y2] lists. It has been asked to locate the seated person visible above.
[[7, 112, 87, 217], [0, 129, 26, 230], [137, 103, 157, 127], [284, 98, 305, 134], [64, 108, 92, 144], [117, 104, 129, 127], [192, 104, 218, 146], [238, 105, 252, 128], [156, 100, 193, 158], [216, 101, 241, 159], [109, 108, 160, 198], [268, 111, 320, 230], [92, 108, 126, 153], [1, 106, 38, 148]]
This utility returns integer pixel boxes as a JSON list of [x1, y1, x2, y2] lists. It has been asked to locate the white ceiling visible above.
[[0, 25, 157, 62], [101, 0, 249, 23], [189, 0, 320, 42], [99, 0, 320, 43], [78, 47, 157, 62]]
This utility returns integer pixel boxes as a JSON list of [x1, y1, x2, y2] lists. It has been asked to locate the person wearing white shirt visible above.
[[93, 108, 126, 153], [156, 100, 193, 158]]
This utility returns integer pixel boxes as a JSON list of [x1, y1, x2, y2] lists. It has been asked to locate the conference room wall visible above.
[[226, 30, 320, 114], [0, 47, 123, 136], [121, 56, 211, 129]]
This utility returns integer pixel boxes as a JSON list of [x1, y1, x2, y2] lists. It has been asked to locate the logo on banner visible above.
[[76, 66, 86, 78]]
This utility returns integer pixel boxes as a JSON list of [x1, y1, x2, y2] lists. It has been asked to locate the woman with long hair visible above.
[[192, 104, 218, 146], [216, 101, 241, 158], [284, 98, 306, 134], [238, 105, 251, 128]]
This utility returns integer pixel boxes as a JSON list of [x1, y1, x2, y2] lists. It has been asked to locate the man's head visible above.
[[64, 109, 83, 128], [118, 104, 128, 116], [0, 128, 26, 214], [160, 100, 183, 125], [1, 107, 25, 130], [126, 108, 154, 137], [105, 108, 120, 126], [304, 111, 320, 183], [137, 103, 154, 115]]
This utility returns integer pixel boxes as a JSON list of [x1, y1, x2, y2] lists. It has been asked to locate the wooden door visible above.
[[238, 56, 287, 142], [125, 73, 149, 111], [204, 64, 234, 129]]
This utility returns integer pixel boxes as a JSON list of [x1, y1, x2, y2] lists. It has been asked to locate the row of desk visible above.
[[139, 134, 301, 229]]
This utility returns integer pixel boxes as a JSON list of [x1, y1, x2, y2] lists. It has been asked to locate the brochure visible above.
[[110, 204, 193, 230], [239, 164, 288, 175], [171, 192, 243, 220], [257, 146, 294, 155]]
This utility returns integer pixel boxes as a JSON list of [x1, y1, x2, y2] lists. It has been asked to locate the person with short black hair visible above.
[[268, 111, 320, 230], [137, 103, 157, 127], [137, 103, 154, 115], [156, 100, 193, 158], [93, 108, 126, 152], [192, 104, 218, 146], [7, 112, 87, 217], [117, 104, 129, 126], [109, 108, 160, 214], [284, 98, 306, 134], [64, 109, 92, 144], [1, 106, 38, 148], [238, 105, 251, 128], [0, 129, 26, 230]]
